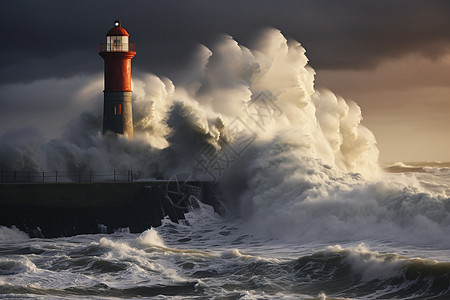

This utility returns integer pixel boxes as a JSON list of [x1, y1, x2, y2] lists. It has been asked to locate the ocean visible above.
[[1, 29, 450, 299], [1, 162, 449, 299]]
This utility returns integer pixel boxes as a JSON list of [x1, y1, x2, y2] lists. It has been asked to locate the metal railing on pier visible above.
[[0, 170, 134, 183]]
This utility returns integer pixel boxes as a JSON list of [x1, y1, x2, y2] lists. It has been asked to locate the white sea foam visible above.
[[97, 234, 190, 286], [136, 228, 166, 248], [0, 226, 29, 241], [0, 257, 38, 275], [341, 244, 404, 281], [242, 161, 450, 246]]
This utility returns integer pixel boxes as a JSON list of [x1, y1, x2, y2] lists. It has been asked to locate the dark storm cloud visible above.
[[2, 0, 450, 84]]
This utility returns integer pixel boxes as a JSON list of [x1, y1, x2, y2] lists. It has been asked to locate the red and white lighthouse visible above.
[[99, 20, 136, 138]]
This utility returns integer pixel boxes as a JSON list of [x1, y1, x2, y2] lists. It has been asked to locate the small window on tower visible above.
[[114, 104, 122, 116]]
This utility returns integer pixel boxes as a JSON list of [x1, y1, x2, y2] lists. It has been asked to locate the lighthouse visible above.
[[99, 20, 136, 138]]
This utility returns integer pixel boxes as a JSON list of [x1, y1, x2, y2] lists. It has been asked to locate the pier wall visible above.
[[0, 181, 219, 238]]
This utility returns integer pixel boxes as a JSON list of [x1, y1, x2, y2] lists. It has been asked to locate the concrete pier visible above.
[[0, 181, 219, 238]]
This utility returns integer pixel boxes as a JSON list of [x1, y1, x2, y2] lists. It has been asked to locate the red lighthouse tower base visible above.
[[99, 20, 136, 138]]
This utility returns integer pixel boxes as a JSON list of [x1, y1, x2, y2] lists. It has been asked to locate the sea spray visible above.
[[0, 226, 29, 242], [137, 229, 166, 248], [0, 28, 379, 179], [1, 28, 449, 250], [240, 152, 450, 246]]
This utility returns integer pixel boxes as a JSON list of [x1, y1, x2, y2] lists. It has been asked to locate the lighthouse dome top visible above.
[[107, 20, 129, 36]]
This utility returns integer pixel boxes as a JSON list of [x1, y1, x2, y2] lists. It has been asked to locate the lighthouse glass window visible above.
[[107, 36, 129, 51]]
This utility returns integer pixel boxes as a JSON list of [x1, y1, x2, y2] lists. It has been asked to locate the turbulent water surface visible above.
[[1, 171, 450, 300], [1, 163, 450, 299], [1, 29, 450, 299]]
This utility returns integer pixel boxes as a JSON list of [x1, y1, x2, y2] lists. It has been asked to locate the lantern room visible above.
[[101, 20, 135, 52]]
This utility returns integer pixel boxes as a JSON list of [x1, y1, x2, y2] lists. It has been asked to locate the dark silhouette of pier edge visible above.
[[0, 179, 220, 238]]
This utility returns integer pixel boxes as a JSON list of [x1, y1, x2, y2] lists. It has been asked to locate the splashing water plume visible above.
[[0, 29, 378, 177]]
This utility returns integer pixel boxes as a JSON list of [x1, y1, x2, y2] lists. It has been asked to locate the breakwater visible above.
[[0, 181, 219, 238]]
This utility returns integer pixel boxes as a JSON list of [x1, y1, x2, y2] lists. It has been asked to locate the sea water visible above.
[[1, 163, 449, 299], [1, 29, 450, 299]]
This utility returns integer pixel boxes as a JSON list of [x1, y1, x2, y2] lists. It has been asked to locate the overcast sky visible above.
[[2, 0, 450, 161]]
